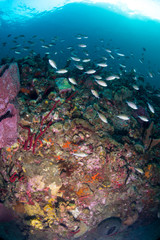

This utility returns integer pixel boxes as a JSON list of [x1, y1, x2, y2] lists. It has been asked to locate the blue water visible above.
[[0, 1, 160, 88], [0, 1, 160, 240]]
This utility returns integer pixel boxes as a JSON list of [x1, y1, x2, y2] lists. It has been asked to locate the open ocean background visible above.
[[0, 0, 160, 88]]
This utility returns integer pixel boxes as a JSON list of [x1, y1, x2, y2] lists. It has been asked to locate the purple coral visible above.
[[0, 63, 20, 148]]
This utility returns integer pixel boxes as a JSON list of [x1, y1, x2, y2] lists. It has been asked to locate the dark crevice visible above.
[[0, 110, 13, 122], [0, 64, 9, 77], [112, 129, 129, 143]]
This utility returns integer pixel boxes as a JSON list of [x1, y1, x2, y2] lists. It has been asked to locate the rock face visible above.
[[0, 55, 160, 240], [79, 217, 122, 240], [0, 63, 20, 148]]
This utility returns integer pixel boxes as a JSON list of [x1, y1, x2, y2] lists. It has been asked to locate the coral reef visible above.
[[0, 55, 160, 240]]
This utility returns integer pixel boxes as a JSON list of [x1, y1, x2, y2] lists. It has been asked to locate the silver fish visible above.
[[78, 44, 87, 48], [106, 75, 119, 81], [148, 72, 153, 78], [97, 112, 108, 123], [105, 49, 112, 53], [102, 57, 107, 61], [41, 45, 49, 48], [147, 102, 155, 114], [94, 75, 102, 80], [68, 77, 77, 85], [15, 51, 21, 54], [117, 114, 130, 120], [95, 80, 107, 87], [49, 59, 57, 69], [82, 59, 91, 63], [132, 85, 139, 90], [126, 101, 138, 110], [75, 64, 84, 70], [71, 56, 81, 62], [97, 63, 108, 67], [109, 53, 115, 59], [72, 152, 88, 157], [91, 89, 99, 98], [116, 52, 125, 57], [135, 167, 144, 174], [119, 64, 126, 68], [85, 69, 96, 74], [56, 69, 68, 74], [138, 116, 149, 122]]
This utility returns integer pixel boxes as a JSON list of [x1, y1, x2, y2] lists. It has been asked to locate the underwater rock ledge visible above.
[[0, 55, 160, 240]]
